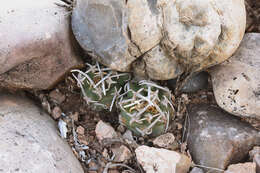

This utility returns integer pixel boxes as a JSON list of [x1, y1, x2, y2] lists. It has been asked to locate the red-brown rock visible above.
[[0, 0, 83, 90]]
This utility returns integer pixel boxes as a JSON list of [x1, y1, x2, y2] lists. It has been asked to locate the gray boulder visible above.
[[0, 92, 84, 173], [187, 104, 260, 172]]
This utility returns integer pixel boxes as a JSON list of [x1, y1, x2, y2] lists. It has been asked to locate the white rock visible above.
[[135, 145, 191, 173], [95, 120, 117, 142], [210, 33, 260, 119], [0, 92, 84, 173]]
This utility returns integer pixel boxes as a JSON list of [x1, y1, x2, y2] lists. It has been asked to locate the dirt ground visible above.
[[24, 1, 260, 172]]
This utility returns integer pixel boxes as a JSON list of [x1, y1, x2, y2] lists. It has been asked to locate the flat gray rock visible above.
[[0, 92, 84, 173], [187, 104, 260, 172], [210, 33, 260, 119]]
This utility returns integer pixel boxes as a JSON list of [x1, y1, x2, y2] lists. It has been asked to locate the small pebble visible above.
[[95, 120, 117, 142], [51, 106, 62, 119], [153, 133, 175, 149], [49, 89, 66, 104], [112, 145, 132, 162], [76, 126, 85, 136]]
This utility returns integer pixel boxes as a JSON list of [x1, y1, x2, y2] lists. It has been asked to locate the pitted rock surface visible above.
[[211, 33, 260, 119], [187, 104, 260, 172], [72, 0, 246, 80]]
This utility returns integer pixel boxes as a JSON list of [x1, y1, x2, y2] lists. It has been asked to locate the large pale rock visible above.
[[211, 33, 260, 119], [0, 92, 84, 173], [135, 145, 191, 173], [187, 104, 260, 172], [72, 0, 245, 80], [0, 0, 83, 90]]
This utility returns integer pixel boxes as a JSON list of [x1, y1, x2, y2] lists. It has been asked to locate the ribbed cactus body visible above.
[[72, 62, 131, 111], [118, 81, 175, 137]]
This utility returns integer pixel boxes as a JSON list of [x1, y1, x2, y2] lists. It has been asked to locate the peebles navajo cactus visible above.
[[71, 62, 131, 111], [118, 80, 175, 137]]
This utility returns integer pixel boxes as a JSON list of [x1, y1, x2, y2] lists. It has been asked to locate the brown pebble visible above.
[[49, 89, 66, 104], [76, 126, 85, 135], [51, 106, 62, 120]]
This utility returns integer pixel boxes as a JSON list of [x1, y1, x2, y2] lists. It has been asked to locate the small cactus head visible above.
[[118, 80, 175, 137], [72, 62, 131, 111]]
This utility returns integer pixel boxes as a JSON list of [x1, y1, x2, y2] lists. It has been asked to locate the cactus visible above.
[[71, 62, 131, 111], [118, 80, 175, 137]]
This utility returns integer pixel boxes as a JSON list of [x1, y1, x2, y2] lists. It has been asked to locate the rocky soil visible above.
[[0, 0, 259, 173]]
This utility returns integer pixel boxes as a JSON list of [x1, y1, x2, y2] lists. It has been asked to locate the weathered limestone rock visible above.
[[0, 92, 84, 173], [210, 33, 260, 119], [135, 145, 191, 173], [72, 0, 246, 80], [224, 163, 256, 173], [187, 104, 260, 172], [0, 0, 83, 90]]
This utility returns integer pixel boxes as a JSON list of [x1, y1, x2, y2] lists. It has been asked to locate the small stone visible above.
[[190, 167, 204, 173], [135, 145, 191, 173], [123, 130, 134, 141], [187, 104, 260, 172], [51, 106, 62, 120], [112, 145, 132, 162], [70, 112, 79, 122], [49, 90, 66, 104], [153, 133, 175, 149], [117, 124, 126, 134], [95, 120, 117, 142], [224, 162, 256, 173], [76, 126, 85, 136], [88, 160, 99, 172], [0, 92, 84, 173]]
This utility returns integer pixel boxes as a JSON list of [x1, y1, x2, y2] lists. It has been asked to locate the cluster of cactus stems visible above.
[[72, 62, 175, 137]]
